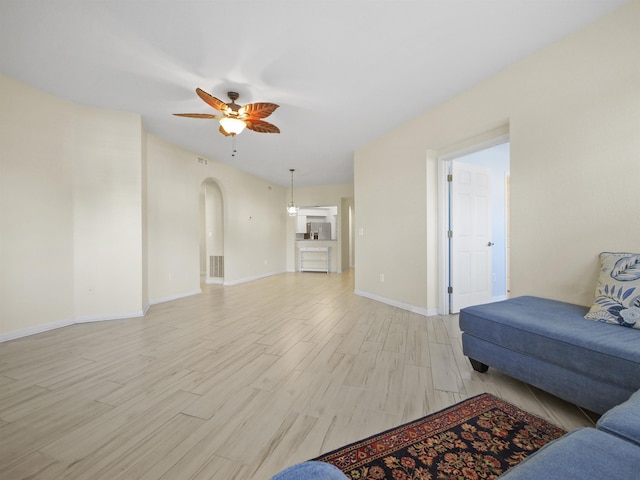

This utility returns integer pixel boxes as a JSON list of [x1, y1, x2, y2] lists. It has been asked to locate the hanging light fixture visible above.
[[287, 169, 299, 216], [219, 116, 246, 136]]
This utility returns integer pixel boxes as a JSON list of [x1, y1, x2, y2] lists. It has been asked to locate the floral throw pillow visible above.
[[585, 252, 640, 329]]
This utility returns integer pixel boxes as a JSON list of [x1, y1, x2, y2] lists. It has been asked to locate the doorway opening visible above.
[[438, 137, 510, 314], [199, 179, 224, 285]]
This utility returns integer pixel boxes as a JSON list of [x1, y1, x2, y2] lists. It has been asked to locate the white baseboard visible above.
[[74, 309, 146, 324], [224, 270, 286, 286], [0, 318, 76, 343], [0, 304, 151, 343], [2, 281, 440, 343], [205, 277, 224, 285], [148, 289, 202, 306], [354, 290, 437, 317]]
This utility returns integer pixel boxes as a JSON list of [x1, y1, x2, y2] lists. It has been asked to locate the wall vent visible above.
[[209, 255, 224, 277], [197, 157, 208, 166]]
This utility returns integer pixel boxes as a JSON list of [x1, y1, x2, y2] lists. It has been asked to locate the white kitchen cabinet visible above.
[[298, 247, 330, 273]]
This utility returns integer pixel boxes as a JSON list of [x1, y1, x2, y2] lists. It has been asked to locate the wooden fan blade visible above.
[[241, 102, 279, 119], [219, 125, 232, 137], [196, 88, 229, 114], [245, 119, 280, 134], [173, 113, 220, 119]]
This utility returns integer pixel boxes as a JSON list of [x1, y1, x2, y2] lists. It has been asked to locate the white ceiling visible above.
[[0, 1, 628, 187]]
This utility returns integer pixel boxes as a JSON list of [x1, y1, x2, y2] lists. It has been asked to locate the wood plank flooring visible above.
[[0, 271, 595, 479]]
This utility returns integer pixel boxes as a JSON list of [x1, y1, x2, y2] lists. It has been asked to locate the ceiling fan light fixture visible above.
[[175, 88, 279, 136], [219, 117, 246, 135]]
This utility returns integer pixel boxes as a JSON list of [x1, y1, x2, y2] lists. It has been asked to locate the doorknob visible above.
[[487, 242, 494, 247]]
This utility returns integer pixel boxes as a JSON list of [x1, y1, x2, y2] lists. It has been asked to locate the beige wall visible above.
[[72, 106, 144, 320], [146, 134, 288, 300], [355, 1, 640, 313], [0, 74, 145, 339], [1, 75, 75, 337]]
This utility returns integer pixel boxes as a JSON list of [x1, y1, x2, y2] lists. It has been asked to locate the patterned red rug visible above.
[[314, 393, 566, 479]]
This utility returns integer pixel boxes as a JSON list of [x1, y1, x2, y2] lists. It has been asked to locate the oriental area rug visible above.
[[313, 393, 566, 480]]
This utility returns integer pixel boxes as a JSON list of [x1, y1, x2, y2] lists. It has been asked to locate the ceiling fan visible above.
[[174, 88, 280, 137]]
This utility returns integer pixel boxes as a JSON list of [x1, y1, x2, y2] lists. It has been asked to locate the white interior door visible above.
[[450, 161, 492, 313]]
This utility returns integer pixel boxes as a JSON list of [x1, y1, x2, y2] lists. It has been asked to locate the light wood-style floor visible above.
[[0, 271, 594, 480]]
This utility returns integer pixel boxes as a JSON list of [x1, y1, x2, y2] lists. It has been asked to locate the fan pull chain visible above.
[[231, 136, 237, 157]]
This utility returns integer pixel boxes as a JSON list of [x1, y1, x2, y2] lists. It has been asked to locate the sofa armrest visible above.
[[498, 428, 640, 479], [597, 389, 640, 447]]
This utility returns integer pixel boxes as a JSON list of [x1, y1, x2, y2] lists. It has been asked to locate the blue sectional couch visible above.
[[459, 296, 640, 414], [499, 388, 640, 479]]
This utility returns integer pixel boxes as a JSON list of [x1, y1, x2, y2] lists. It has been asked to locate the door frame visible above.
[[437, 133, 509, 314]]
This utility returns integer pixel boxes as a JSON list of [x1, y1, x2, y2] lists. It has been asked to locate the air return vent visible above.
[[209, 256, 224, 277], [197, 157, 208, 166]]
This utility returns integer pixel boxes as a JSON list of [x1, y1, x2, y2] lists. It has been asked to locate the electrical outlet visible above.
[[379, 273, 385, 282]]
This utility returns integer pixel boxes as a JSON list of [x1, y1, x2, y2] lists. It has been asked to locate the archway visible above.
[[199, 179, 224, 285]]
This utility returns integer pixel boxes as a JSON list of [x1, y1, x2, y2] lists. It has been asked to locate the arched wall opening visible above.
[[199, 178, 225, 285]]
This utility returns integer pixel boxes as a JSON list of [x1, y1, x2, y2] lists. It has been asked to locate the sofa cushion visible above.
[[597, 389, 640, 447], [459, 296, 640, 392], [585, 252, 640, 329], [462, 333, 633, 413], [498, 428, 640, 479]]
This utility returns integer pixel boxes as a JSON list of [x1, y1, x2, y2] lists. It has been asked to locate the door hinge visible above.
[[447, 286, 453, 294], [448, 230, 453, 238], [447, 174, 453, 182]]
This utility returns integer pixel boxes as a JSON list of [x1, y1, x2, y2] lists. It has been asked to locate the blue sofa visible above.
[[459, 296, 640, 414], [499, 388, 640, 478]]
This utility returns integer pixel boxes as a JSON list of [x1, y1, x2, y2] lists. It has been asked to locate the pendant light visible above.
[[287, 169, 299, 216]]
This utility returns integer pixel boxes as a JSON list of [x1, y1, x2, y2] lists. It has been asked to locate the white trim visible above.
[[205, 277, 224, 285], [426, 149, 441, 316], [149, 289, 202, 306], [437, 158, 451, 315], [0, 318, 75, 343], [224, 270, 287, 286], [75, 309, 146, 323], [437, 132, 510, 315], [0, 304, 152, 343], [354, 289, 437, 317], [439, 130, 510, 161], [504, 171, 511, 299]]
